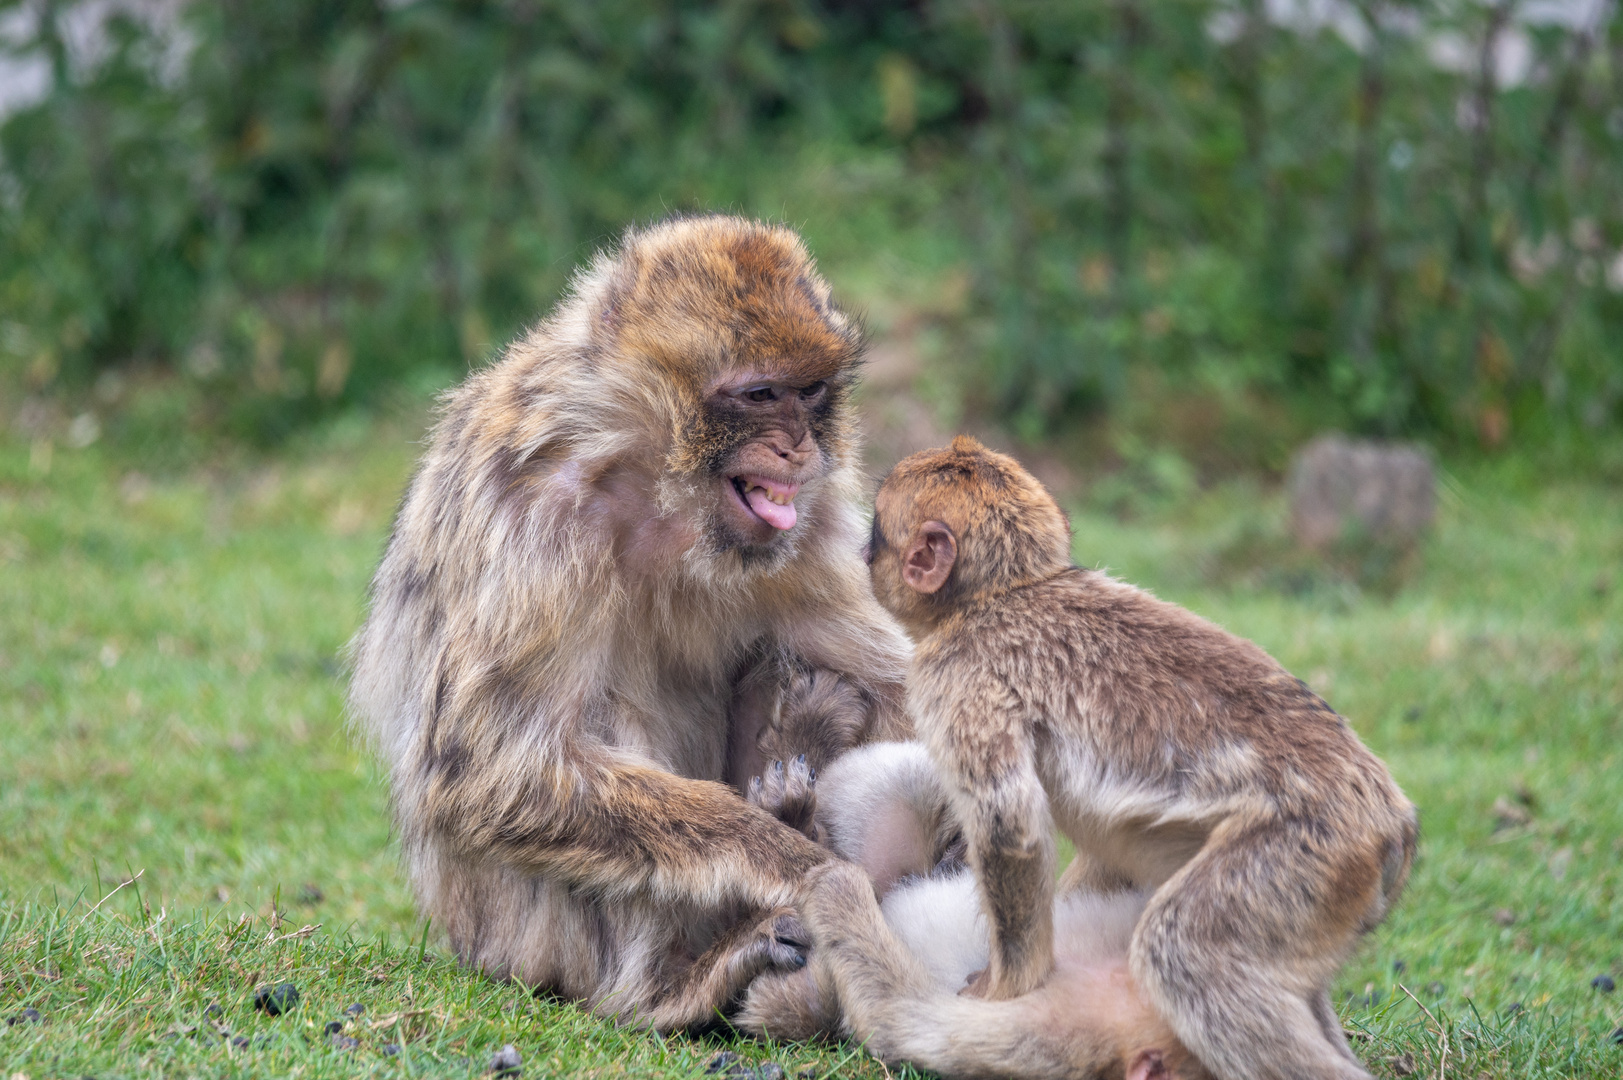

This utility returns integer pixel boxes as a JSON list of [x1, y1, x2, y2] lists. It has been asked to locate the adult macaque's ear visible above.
[[901, 521, 956, 594], [1126, 1049, 1169, 1080]]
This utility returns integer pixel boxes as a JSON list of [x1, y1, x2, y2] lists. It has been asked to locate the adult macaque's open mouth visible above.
[[730, 474, 800, 531]]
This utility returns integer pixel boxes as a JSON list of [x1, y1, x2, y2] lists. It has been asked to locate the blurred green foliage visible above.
[[1, 0, 1621, 445]]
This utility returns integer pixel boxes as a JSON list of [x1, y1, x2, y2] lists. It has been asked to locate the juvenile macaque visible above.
[[840, 436, 1418, 1080], [347, 216, 912, 1029], [738, 743, 1210, 1080]]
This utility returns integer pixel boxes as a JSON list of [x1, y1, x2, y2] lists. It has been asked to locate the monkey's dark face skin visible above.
[[697, 371, 842, 553]]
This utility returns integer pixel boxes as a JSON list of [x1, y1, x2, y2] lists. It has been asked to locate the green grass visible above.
[[2, 420, 1621, 1078]]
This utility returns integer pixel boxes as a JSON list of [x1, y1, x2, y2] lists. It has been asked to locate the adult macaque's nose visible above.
[[769, 430, 815, 466]]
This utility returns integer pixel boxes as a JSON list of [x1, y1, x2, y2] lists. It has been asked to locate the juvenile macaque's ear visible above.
[[1126, 1048, 1169, 1080], [901, 521, 956, 594]]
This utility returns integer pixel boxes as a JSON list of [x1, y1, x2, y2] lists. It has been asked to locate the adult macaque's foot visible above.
[[748, 756, 819, 841], [736, 907, 811, 976]]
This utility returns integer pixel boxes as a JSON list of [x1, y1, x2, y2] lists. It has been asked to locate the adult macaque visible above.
[[347, 216, 911, 1029], [842, 437, 1418, 1080]]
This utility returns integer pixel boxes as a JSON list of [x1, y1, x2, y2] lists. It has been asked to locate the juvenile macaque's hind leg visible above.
[[748, 756, 819, 841], [1130, 831, 1376, 1080], [1311, 988, 1363, 1066]]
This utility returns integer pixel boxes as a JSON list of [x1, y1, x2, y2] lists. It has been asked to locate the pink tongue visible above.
[[744, 486, 798, 530]]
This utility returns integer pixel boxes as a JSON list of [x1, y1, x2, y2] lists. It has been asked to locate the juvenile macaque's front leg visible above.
[[922, 681, 1056, 1001]]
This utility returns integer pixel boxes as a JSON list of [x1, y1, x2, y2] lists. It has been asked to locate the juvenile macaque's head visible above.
[[867, 436, 1071, 633], [595, 215, 862, 566]]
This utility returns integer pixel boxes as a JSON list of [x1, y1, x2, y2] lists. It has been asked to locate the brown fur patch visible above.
[[868, 439, 1417, 1080]]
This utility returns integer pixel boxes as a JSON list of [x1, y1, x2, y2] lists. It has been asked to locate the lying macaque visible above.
[[738, 741, 1210, 1080]]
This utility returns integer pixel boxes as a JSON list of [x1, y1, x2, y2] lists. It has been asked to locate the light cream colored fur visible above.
[[742, 743, 1209, 1080]]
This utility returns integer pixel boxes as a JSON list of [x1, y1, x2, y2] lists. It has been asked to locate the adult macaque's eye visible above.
[[799, 381, 827, 400], [746, 386, 776, 403]]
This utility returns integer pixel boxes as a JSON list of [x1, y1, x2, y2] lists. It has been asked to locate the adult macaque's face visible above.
[[705, 372, 836, 551]]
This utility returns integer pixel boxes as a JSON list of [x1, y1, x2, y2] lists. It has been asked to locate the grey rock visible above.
[[1288, 435, 1435, 550], [490, 1043, 522, 1077], [706, 1051, 744, 1076]]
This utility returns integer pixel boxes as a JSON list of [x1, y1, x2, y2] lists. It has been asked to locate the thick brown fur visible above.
[[347, 215, 912, 1030], [856, 436, 1418, 1080]]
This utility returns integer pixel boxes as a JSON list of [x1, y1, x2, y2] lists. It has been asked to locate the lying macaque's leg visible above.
[[748, 756, 820, 842]]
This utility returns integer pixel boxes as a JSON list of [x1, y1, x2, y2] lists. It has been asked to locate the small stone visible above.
[[1402, 705, 1421, 723], [231, 1036, 250, 1050], [1385, 1051, 1416, 1076], [1610, 1026, 1623, 1045], [1392, 959, 1406, 974], [8, 1008, 42, 1025], [382, 1043, 401, 1056], [794, 1069, 819, 1080], [324, 1020, 344, 1035], [756, 1064, 786, 1080], [1492, 907, 1517, 926], [1491, 797, 1531, 831], [706, 1052, 743, 1076], [343, 1002, 365, 1017], [1504, 1001, 1523, 1015], [1593, 974, 1617, 993], [331, 1034, 360, 1051], [204, 1002, 222, 1019], [252, 982, 300, 1016], [490, 1043, 522, 1077], [296, 882, 324, 906], [1425, 982, 1445, 996]]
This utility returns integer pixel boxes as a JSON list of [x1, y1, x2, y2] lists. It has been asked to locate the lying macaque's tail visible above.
[[803, 862, 1166, 1080]]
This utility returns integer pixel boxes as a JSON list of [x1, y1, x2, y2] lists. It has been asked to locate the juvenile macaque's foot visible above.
[[959, 966, 990, 998], [748, 756, 819, 841], [769, 669, 867, 769]]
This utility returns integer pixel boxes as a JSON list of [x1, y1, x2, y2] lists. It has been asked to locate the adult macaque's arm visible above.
[[421, 731, 827, 911]]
